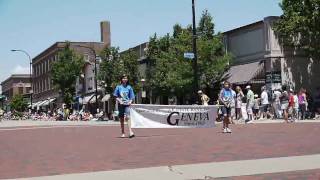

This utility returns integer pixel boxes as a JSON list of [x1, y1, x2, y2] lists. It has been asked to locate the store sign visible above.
[[265, 71, 282, 83]]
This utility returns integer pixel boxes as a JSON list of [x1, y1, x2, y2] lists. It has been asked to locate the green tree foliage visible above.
[[10, 94, 28, 112], [51, 42, 85, 106], [146, 10, 231, 98], [273, 0, 320, 58], [99, 47, 141, 93]]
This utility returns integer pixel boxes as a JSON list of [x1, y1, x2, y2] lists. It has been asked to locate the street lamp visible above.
[[74, 45, 99, 114], [11, 49, 33, 108]]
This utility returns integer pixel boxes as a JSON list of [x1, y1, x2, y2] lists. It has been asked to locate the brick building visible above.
[[1, 74, 31, 110], [31, 21, 111, 111]]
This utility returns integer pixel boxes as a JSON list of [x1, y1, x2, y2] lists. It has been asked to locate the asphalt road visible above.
[[0, 122, 320, 179]]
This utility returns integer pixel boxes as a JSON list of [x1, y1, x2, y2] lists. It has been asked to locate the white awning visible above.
[[101, 94, 111, 102], [31, 101, 41, 109], [82, 94, 94, 104], [90, 95, 100, 103], [41, 98, 56, 107], [37, 100, 47, 107]]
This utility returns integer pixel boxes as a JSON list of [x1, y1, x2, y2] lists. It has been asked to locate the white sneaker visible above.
[[121, 134, 126, 138], [223, 128, 227, 133], [227, 128, 232, 133]]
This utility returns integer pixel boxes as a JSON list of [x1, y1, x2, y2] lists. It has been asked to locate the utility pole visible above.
[[192, 0, 199, 104]]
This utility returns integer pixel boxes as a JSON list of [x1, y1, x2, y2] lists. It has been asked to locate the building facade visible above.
[[1, 74, 31, 110], [31, 21, 111, 111], [223, 16, 320, 93]]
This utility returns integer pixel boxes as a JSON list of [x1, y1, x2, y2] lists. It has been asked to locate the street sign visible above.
[[184, 52, 195, 59], [265, 71, 282, 84]]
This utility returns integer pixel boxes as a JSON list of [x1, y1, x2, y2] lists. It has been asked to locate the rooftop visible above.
[[1, 74, 30, 85]]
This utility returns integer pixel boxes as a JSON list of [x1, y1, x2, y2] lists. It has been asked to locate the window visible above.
[[45, 61, 47, 73], [42, 79, 45, 92], [26, 87, 31, 94], [44, 79, 47, 91], [47, 59, 50, 72], [38, 81, 40, 93], [48, 77, 50, 90], [42, 62, 44, 74], [18, 87, 23, 94], [84, 54, 90, 62], [49, 58, 52, 70]]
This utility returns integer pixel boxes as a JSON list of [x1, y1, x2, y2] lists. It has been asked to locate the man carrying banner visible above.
[[219, 81, 233, 133], [113, 74, 135, 138]]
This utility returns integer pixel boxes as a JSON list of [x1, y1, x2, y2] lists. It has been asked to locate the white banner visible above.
[[130, 104, 217, 128]]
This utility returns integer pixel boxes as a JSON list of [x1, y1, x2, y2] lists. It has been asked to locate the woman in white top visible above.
[[235, 86, 244, 120]]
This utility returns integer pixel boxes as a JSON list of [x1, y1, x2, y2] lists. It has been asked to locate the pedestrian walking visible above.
[[253, 94, 260, 120], [219, 81, 233, 133], [245, 85, 254, 123], [260, 86, 271, 119], [198, 90, 210, 106], [280, 85, 290, 123], [298, 88, 307, 120], [0, 108, 4, 122], [113, 74, 136, 138], [230, 87, 237, 124], [235, 86, 244, 120], [314, 87, 320, 119], [272, 89, 282, 119], [293, 91, 299, 121], [288, 89, 295, 121]]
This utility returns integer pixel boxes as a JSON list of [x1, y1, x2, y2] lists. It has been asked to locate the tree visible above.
[[273, 0, 320, 59], [99, 47, 121, 93], [51, 42, 85, 106], [146, 10, 231, 103], [10, 95, 28, 112], [99, 47, 141, 93]]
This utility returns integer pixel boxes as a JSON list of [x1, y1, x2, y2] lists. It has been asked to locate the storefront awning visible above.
[[90, 95, 101, 103], [82, 94, 95, 104], [101, 94, 111, 102], [37, 100, 47, 107], [32, 101, 41, 109], [41, 98, 56, 107], [224, 61, 264, 85]]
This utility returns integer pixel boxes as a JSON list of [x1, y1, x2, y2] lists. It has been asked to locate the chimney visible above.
[[100, 21, 111, 46]]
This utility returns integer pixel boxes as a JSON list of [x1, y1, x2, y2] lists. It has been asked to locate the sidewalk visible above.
[[0, 119, 120, 128], [10, 154, 320, 180]]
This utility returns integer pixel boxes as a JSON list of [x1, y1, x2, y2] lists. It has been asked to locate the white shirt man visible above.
[[260, 89, 270, 119], [261, 90, 269, 105], [273, 90, 282, 118]]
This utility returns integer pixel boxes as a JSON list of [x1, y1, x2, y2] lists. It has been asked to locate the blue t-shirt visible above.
[[113, 84, 135, 105]]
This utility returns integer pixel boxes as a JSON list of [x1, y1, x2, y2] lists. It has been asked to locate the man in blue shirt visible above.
[[113, 74, 135, 138]]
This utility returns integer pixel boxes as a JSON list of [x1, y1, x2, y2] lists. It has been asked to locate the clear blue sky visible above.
[[0, 0, 282, 91]]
